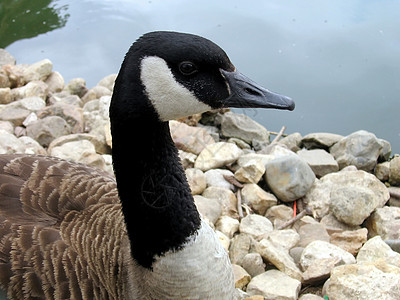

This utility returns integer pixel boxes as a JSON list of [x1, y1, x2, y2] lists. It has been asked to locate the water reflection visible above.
[[0, 0, 69, 48]]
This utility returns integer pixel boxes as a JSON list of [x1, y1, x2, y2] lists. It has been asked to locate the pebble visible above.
[[241, 253, 265, 277], [185, 168, 207, 195], [232, 264, 251, 289], [239, 214, 273, 238], [202, 186, 238, 218], [215, 216, 240, 239], [204, 169, 235, 191], [193, 195, 222, 224], [357, 236, 400, 267], [241, 183, 277, 215], [195, 142, 243, 171], [234, 159, 265, 183]]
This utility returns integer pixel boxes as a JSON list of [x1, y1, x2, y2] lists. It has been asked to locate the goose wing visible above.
[[0, 154, 126, 300]]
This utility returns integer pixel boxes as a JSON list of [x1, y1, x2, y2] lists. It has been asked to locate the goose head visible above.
[[110, 31, 294, 124]]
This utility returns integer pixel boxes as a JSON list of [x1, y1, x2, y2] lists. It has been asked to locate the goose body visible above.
[[0, 31, 294, 299]]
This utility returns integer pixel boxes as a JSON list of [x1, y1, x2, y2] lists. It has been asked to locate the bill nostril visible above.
[[244, 87, 262, 97]]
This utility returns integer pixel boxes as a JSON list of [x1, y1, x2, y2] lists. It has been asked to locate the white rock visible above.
[[202, 186, 238, 218], [23, 59, 53, 82], [357, 236, 400, 268], [300, 240, 356, 272], [195, 142, 243, 171], [185, 168, 207, 195], [239, 214, 273, 238], [234, 159, 265, 183], [11, 81, 48, 101], [193, 195, 222, 224], [237, 153, 275, 168], [366, 206, 400, 240], [264, 229, 300, 251], [241, 183, 277, 215], [0, 129, 26, 154], [26, 116, 71, 147], [215, 216, 239, 239], [204, 169, 235, 191], [45, 71, 65, 93], [18, 136, 46, 155], [301, 132, 343, 149], [8, 96, 46, 112], [97, 74, 117, 91], [246, 270, 301, 299]]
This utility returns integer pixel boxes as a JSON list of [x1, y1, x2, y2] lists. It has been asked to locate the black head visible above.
[[111, 31, 294, 123]]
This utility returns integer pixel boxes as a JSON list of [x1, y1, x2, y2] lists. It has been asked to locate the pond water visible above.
[[2, 0, 400, 154]]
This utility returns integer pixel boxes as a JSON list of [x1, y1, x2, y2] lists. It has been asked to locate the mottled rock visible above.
[[246, 270, 301, 299], [327, 263, 400, 300], [45, 71, 64, 93], [218, 112, 269, 148], [97, 74, 117, 91], [169, 120, 215, 155], [178, 150, 197, 169], [0, 87, 11, 104], [22, 59, 53, 82], [297, 149, 339, 177], [39, 103, 84, 133], [204, 169, 235, 191], [0, 107, 30, 126], [232, 264, 251, 289], [195, 142, 243, 171], [279, 132, 302, 152], [193, 195, 222, 224], [301, 132, 343, 150], [366, 206, 400, 240], [330, 228, 368, 256], [11, 80, 48, 100], [19, 136, 46, 155], [257, 238, 302, 281], [234, 159, 265, 183], [389, 156, 400, 186], [64, 78, 87, 97], [0, 73, 10, 88], [0, 129, 26, 154], [0, 49, 16, 66], [330, 130, 383, 171], [375, 161, 390, 181], [357, 236, 400, 267], [265, 205, 293, 229], [48, 92, 82, 107], [241, 183, 277, 215], [300, 240, 356, 272], [202, 186, 238, 218], [241, 253, 265, 277], [297, 223, 330, 248], [229, 233, 255, 265], [185, 168, 207, 195], [215, 216, 239, 238], [240, 214, 273, 238], [302, 257, 341, 285], [26, 116, 71, 147], [265, 155, 315, 202], [83, 96, 111, 140]]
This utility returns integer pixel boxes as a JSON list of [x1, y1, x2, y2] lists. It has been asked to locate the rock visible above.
[[229, 233, 255, 265], [241, 183, 277, 215], [45, 71, 65, 93], [301, 132, 343, 150], [48, 133, 109, 155], [265, 155, 315, 202], [389, 186, 400, 207], [22, 59, 53, 82], [0, 107, 30, 126], [0, 129, 26, 154], [9, 96, 46, 112], [204, 169, 235, 191], [216, 231, 230, 252], [297, 223, 330, 248], [305, 169, 390, 219], [239, 214, 273, 238], [292, 216, 319, 232], [1, 64, 25, 87], [0, 49, 16, 66], [246, 270, 301, 299], [178, 150, 197, 169], [218, 112, 269, 149], [302, 257, 341, 285], [330, 130, 383, 171], [389, 156, 400, 186], [185, 168, 207, 195], [19, 136, 46, 155], [97, 74, 117, 91], [50, 140, 106, 170], [279, 132, 302, 152], [330, 228, 368, 256], [0, 87, 11, 104], [83, 96, 111, 141], [81, 86, 112, 104], [48, 93, 83, 107], [202, 186, 238, 218], [169, 120, 215, 155], [11, 80, 48, 100], [257, 238, 302, 281], [264, 229, 300, 251], [289, 247, 304, 265], [378, 138, 392, 161], [215, 216, 239, 238], [0, 73, 11, 88], [241, 253, 265, 277], [330, 186, 380, 226], [0, 120, 13, 133], [228, 137, 251, 150], [320, 213, 361, 235], [195, 142, 243, 171], [297, 149, 339, 177], [264, 205, 293, 229], [38, 103, 84, 133], [327, 263, 400, 300], [64, 78, 87, 97], [357, 236, 400, 267], [366, 206, 400, 240], [259, 143, 296, 158], [232, 264, 251, 289], [375, 161, 390, 181], [299, 294, 324, 300], [26, 116, 71, 147], [299, 240, 356, 272], [193, 195, 222, 224], [237, 153, 275, 169], [234, 159, 265, 183]]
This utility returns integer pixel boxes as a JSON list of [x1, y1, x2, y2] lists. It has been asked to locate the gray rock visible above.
[[241, 253, 265, 277], [302, 257, 341, 285], [0, 49, 16, 66], [193, 195, 222, 224], [320, 213, 361, 235], [389, 156, 400, 186], [0, 87, 11, 104], [330, 130, 383, 171], [218, 112, 269, 148], [297, 149, 339, 177], [246, 270, 301, 299], [279, 132, 302, 152], [204, 169, 235, 191], [0, 129, 26, 154], [229, 233, 255, 265], [64, 78, 87, 97], [48, 92, 83, 107], [366, 206, 400, 240], [45, 71, 65, 93], [297, 223, 330, 248], [39, 102, 84, 134], [300, 240, 356, 272], [265, 155, 315, 202], [0, 107, 30, 126], [241, 183, 277, 215], [327, 263, 400, 300], [26, 116, 71, 147], [239, 214, 273, 238], [195, 142, 243, 171], [301, 132, 343, 150], [185, 168, 207, 195], [378, 138, 392, 161]]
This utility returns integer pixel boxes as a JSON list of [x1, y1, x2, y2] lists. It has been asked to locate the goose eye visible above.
[[179, 61, 198, 75]]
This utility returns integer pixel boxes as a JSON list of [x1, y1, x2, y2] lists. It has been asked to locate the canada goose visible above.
[[0, 31, 294, 299]]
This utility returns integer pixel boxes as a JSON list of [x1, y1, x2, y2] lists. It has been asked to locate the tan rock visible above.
[[202, 186, 238, 218], [241, 183, 277, 215], [366, 206, 400, 240], [265, 205, 293, 229], [193, 195, 222, 224], [297, 223, 330, 248], [232, 264, 251, 290], [330, 228, 368, 256], [234, 159, 265, 183], [185, 168, 207, 195], [240, 214, 273, 238], [302, 257, 341, 285], [195, 142, 243, 171], [215, 216, 239, 239]]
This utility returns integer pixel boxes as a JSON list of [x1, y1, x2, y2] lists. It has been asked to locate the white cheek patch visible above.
[[140, 56, 212, 121]]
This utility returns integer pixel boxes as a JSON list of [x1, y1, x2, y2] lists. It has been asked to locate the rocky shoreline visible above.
[[1, 49, 400, 300]]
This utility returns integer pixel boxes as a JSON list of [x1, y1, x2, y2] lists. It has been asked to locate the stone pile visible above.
[[1, 49, 400, 300]]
